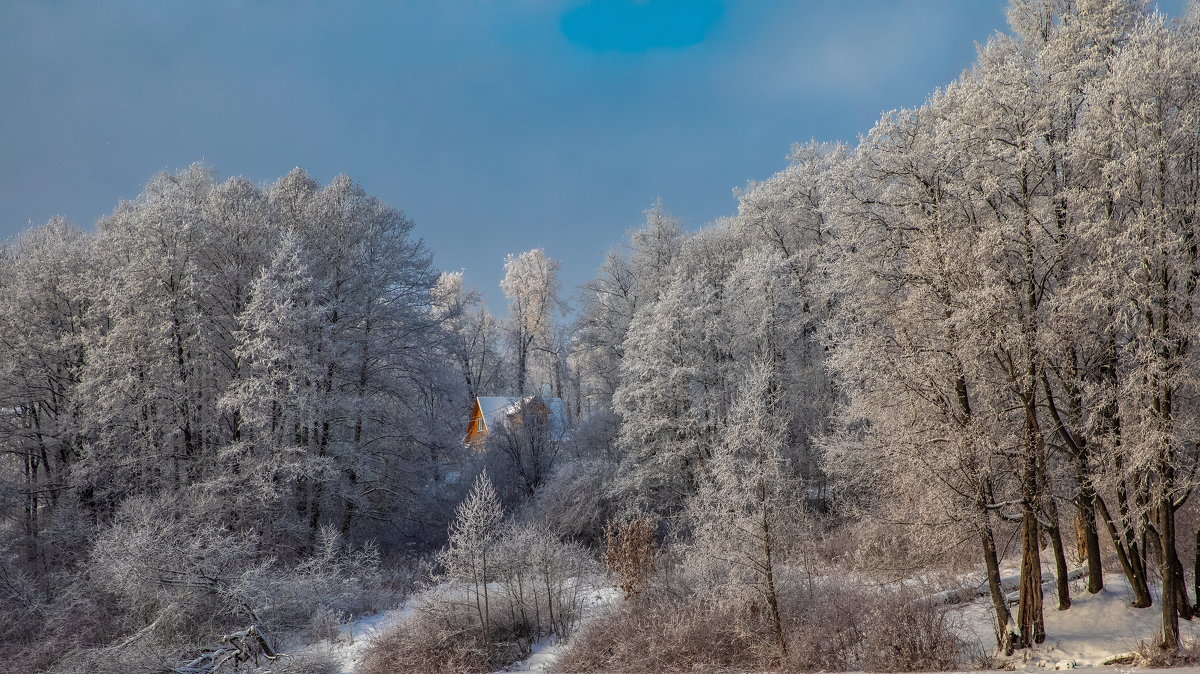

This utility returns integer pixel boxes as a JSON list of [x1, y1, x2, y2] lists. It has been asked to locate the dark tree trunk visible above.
[[1096, 494, 1154, 607], [1078, 488, 1104, 594], [1016, 506, 1046, 648], [1046, 518, 1072, 611], [1193, 529, 1200, 619], [980, 516, 1014, 654], [1159, 498, 1181, 649]]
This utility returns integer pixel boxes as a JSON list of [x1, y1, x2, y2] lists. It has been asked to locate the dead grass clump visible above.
[[857, 593, 963, 671], [1132, 639, 1200, 668], [358, 589, 537, 674], [358, 615, 531, 674], [553, 595, 774, 673], [785, 579, 963, 672], [603, 515, 657, 600]]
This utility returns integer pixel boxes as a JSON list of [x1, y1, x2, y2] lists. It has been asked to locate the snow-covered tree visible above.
[[501, 249, 563, 396], [434, 271, 507, 399], [437, 471, 505, 654], [689, 362, 795, 659]]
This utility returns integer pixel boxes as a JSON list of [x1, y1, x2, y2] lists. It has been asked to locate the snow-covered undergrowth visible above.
[[332, 606, 416, 673], [496, 585, 619, 674], [279, 564, 1200, 673], [317, 579, 617, 674]]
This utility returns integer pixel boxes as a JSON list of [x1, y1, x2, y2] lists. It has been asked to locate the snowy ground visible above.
[[952, 572, 1200, 670]]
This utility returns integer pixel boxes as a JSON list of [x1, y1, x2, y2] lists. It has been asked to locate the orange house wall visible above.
[[465, 399, 486, 444]]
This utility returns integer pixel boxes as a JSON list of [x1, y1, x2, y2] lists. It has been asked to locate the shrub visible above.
[[553, 594, 773, 673], [857, 591, 963, 671], [10, 495, 399, 674], [234, 527, 394, 644], [358, 590, 532, 674], [603, 515, 656, 600], [526, 458, 619, 547], [1132, 639, 1200, 668], [362, 520, 599, 674]]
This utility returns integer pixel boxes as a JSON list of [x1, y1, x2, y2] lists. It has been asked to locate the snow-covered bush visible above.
[[233, 527, 393, 643], [21, 496, 394, 673], [526, 457, 619, 547], [84, 496, 262, 647], [0, 541, 46, 646], [493, 521, 598, 638]]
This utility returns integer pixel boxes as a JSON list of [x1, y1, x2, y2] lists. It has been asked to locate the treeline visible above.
[[552, 0, 1200, 664], [0, 167, 471, 672], [823, 0, 1200, 652]]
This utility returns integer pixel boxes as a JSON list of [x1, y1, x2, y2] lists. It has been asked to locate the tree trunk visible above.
[[1096, 494, 1154, 607], [1046, 519, 1072, 611], [1077, 488, 1104, 594], [1159, 498, 1181, 649], [1193, 529, 1200, 619], [980, 517, 1014, 654], [1016, 505, 1046, 647]]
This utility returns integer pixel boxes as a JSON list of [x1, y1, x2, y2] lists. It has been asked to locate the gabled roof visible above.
[[476, 396, 520, 430], [475, 395, 569, 439]]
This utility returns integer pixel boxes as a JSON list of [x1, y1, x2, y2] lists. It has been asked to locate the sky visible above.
[[0, 0, 1187, 311]]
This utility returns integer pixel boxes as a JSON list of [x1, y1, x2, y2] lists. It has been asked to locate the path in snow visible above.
[[497, 586, 619, 674], [329, 604, 414, 674]]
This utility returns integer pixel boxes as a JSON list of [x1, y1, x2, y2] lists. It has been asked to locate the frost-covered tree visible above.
[[501, 249, 563, 396], [485, 397, 565, 499], [821, 96, 1022, 649], [613, 224, 745, 513], [689, 362, 794, 659], [219, 230, 328, 542], [433, 271, 507, 399], [629, 199, 684, 307], [0, 219, 92, 571], [574, 201, 684, 415], [0, 164, 461, 671], [1069, 11, 1200, 646], [437, 471, 505, 655]]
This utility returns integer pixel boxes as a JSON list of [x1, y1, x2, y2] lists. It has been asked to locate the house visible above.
[[465, 395, 568, 446]]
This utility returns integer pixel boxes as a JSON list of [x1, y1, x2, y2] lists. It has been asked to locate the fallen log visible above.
[[164, 626, 279, 673]]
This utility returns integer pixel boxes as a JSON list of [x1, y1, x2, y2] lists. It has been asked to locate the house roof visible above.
[[476, 395, 569, 439], [477, 396, 519, 427]]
